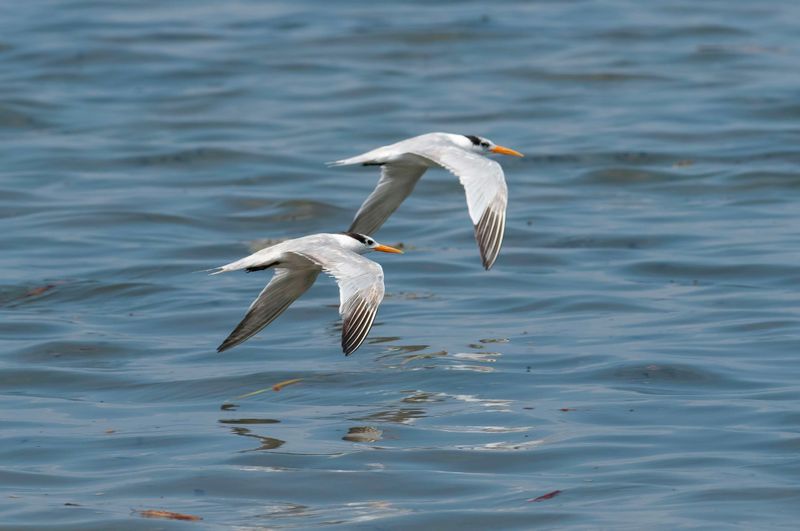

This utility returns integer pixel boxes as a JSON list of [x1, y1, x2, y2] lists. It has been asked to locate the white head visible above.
[[452, 134, 524, 158], [338, 232, 404, 255]]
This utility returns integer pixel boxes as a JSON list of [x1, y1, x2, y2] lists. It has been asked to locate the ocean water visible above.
[[2, 1, 800, 529]]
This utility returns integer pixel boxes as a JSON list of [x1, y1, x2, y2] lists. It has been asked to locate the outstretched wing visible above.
[[300, 248, 386, 355], [412, 145, 508, 270], [349, 164, 428, 236], [217, 257, 320, 352]]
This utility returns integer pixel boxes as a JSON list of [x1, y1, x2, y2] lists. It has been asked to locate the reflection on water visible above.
[[445, 363, 495, 372], [357, 408, 427, 425], [342, 426, 383, 443], [254, 500, 411, 526], [255, 502, 309, 519], [365, 335, 402, 346], [229, 426, 286, 452], [382, 344, 430, 355], [397, 350, 448, 366], [437, 425, 534, 433], [452, 352, 500, 362], [218, 418, 280, 425], [379, 345, 502, 369], [401, 390, 447, 404], [456, 439, 545, 452], [450, 394, 514, 412]]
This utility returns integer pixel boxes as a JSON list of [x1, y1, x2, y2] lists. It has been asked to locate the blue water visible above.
[[2, 1, 800, 529]]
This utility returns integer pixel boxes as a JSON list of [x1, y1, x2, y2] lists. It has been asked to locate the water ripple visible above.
[[2, 0, 800, 528]]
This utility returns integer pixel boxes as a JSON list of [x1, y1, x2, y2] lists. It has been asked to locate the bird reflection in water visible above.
[[356, 407, 426, 425], [342, 426, 383, 443], [401, 390, 447, 404], [375, 345, 447, 368], [377, 342, 503, 369], [229, 427, 285, 451], [219, 418, 285, 451]]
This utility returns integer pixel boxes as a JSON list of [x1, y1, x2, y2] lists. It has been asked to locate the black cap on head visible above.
[[343, 232, 370, 244], [464, 135, 481, 145]]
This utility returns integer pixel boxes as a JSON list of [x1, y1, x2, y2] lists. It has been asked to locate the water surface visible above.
[[2, 1, 800, 529]]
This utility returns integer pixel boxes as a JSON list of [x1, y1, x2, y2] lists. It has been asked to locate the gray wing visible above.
[[300, 248, 386, 355], [217, 258, 320, 352], [349, 163, 428, 236], [412, 145, 508, 270]]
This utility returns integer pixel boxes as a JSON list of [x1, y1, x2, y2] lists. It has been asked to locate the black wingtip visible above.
[[474, 205, 504, 271], [217, 328, 247, 353], [480, 244, 497, 270], [340, 298, 376, 355], [341, 331, 361, 355], [343, 342, 361, 355], [480, 247, 498, 270]]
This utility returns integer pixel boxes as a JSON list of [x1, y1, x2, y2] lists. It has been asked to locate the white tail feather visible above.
[[192, 266, 225, 274], [326, 158, 359, 167]]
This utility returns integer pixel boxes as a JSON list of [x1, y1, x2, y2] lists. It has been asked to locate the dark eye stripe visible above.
[[464, 135, 481, 145]]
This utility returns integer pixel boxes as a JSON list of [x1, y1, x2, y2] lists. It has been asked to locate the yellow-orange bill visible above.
[[491, 145, 524, 157], [374, 244, 404, 254]]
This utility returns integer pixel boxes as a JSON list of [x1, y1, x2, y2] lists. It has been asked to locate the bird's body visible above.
[[212, 232, 402, 355], [330, 132, 523, 270]]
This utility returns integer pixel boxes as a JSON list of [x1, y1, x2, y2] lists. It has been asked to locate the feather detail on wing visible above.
[[217, 256, 320, 352], [348, 164, 428, 236], [299, 248, 386, 355], [412, 145, 508, 269]]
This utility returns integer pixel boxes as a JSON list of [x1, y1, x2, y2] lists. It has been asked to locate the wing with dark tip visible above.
[[300, 248, 386, 355], [412, 145, 508, 270], [340, 289, 380, 355], [348, 163, 428, 236], [473, 194, 506, 270], [217, 261, 320, 352]]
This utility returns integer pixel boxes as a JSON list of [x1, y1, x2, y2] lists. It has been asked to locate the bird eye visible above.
[[480, 142, 489, 148]]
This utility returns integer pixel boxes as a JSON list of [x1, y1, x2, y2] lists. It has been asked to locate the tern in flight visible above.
[[330, 132, 523, 270], [212, 232, 402, 355]]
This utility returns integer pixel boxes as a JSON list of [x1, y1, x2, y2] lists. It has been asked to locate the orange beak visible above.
[[490, 145, 524, 157], [374, 244, 404, 254]]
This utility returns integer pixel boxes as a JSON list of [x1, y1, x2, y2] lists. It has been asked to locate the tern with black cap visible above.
[[212, 232, 402, 355], [329, 132, 523, 270]]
